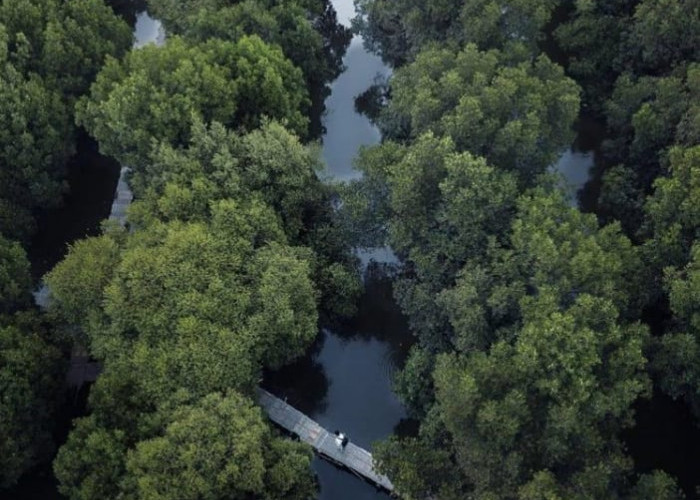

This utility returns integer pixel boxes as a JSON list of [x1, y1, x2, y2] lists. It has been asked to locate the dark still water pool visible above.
[[264, 268, 413, 500]]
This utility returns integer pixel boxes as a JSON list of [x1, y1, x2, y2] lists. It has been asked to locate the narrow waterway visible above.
[[273, 2, 597, 496], [264, 2, 411, 498]]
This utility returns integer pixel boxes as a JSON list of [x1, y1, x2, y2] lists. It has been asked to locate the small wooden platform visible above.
[[257, 388, 394, 492]]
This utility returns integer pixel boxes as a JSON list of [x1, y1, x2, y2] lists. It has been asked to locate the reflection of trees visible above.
[[392, 417, 420, 439], [354, 78, 390, 123], [327, 261, 413, 369], [262, 332, 329, 417], [623, 390, 700, 498], [105, 0, 148, 27], [308, 0, 353, 138]]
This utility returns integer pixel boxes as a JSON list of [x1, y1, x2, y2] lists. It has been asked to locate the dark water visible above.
[[265, 3, 412, 496], [320, 36, 390, 182], [28, 134, 121, 283], [265, 268, 412, 500], [624, 391, 700, 498]]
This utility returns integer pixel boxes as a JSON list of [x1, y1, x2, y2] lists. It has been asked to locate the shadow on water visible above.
[[263, 262, 413, 500], [6, 384, 92, 500], [264, 264, 413, 428], [329, 262, 411, 367], [623, 391, 700, 499], [263, 334, 331, 417], [105, 0, 148, 27], [314, 457, 392, 500], [27, 131, 121, 281]]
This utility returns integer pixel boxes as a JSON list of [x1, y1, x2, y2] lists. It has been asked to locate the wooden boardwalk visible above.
[[257, 388, 394, 493], [36, 166, 396, 492]]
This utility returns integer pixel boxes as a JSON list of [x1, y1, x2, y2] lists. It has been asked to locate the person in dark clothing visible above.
[[334, 430, 343, 450]]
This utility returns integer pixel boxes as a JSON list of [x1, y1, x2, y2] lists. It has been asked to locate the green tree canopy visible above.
[[351, 134, 518, 348], [624, 0, 699, 76], [433, 293, 649, 498], [378, 293, 651, 499], [649, 241, 700, 419], [0, 0, 130, 240], [126, 119, 360, 317], [438, 188, 641, 352], [354, 0, 559, 66], [0, 57, 72, 240], [0, 313, 64, 488], [0, 0, 131, 96], [76, 35, 310, 170], [553, 0, 637, 111], [643, 145, 700, 272], [600, 66, 699, 221], [45, 234, 122, 333], [122, 391, 315, 500], [0, 235, 31, 314], [380, 44, 579, 182], [54, 414, 129, 500], [50, 208, 320, 498], [147, 0, 351, 96]]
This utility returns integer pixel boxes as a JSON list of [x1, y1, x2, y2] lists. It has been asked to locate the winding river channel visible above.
[[17, 2, 692, 499], [263, 3, 409, 498]]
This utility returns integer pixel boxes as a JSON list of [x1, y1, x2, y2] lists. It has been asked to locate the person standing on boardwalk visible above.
[[334, 430, 343, 450]]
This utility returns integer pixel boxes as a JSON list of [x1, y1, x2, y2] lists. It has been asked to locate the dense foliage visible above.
[[378, 46, 580, 182], [352, 0, 699, 497], [0, 0, 129, 489], [354, 0, 559, 66], [0, 220, 64, 491], [0, 0, 131, 241], [0, 313, 64, 488], [43, 0, 359, 494], [1, 0, 698, 497], [76, 35, 310, 168], [147, 0, 352, 136], [1, 0, 355, 496]]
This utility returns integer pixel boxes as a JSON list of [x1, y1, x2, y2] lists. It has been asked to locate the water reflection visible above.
[[321, 39, 390, 181], [551, 115, 605, 208], [314, 458, 390, 500], [551, 149, 594, 208], [355, 247, 398, 270], [265, 264, 410, 499], [133, 11, 165, 48], [264, 335, 330, 417], [291, 1, 409, 497], [265, 269, 411, 448]]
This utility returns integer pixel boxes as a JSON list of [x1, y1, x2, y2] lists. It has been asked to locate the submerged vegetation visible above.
[[0, 0, 698, 498]]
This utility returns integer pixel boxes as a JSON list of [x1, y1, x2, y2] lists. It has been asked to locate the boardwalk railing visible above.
[[257, 388, 394, 493]]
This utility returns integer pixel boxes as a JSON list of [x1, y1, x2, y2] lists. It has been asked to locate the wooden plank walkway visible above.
[[36, 167, 396, 492], [257, 388, 394, 492]]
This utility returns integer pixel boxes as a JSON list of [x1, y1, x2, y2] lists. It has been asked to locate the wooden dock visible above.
[[257, 388, 394, 493]]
